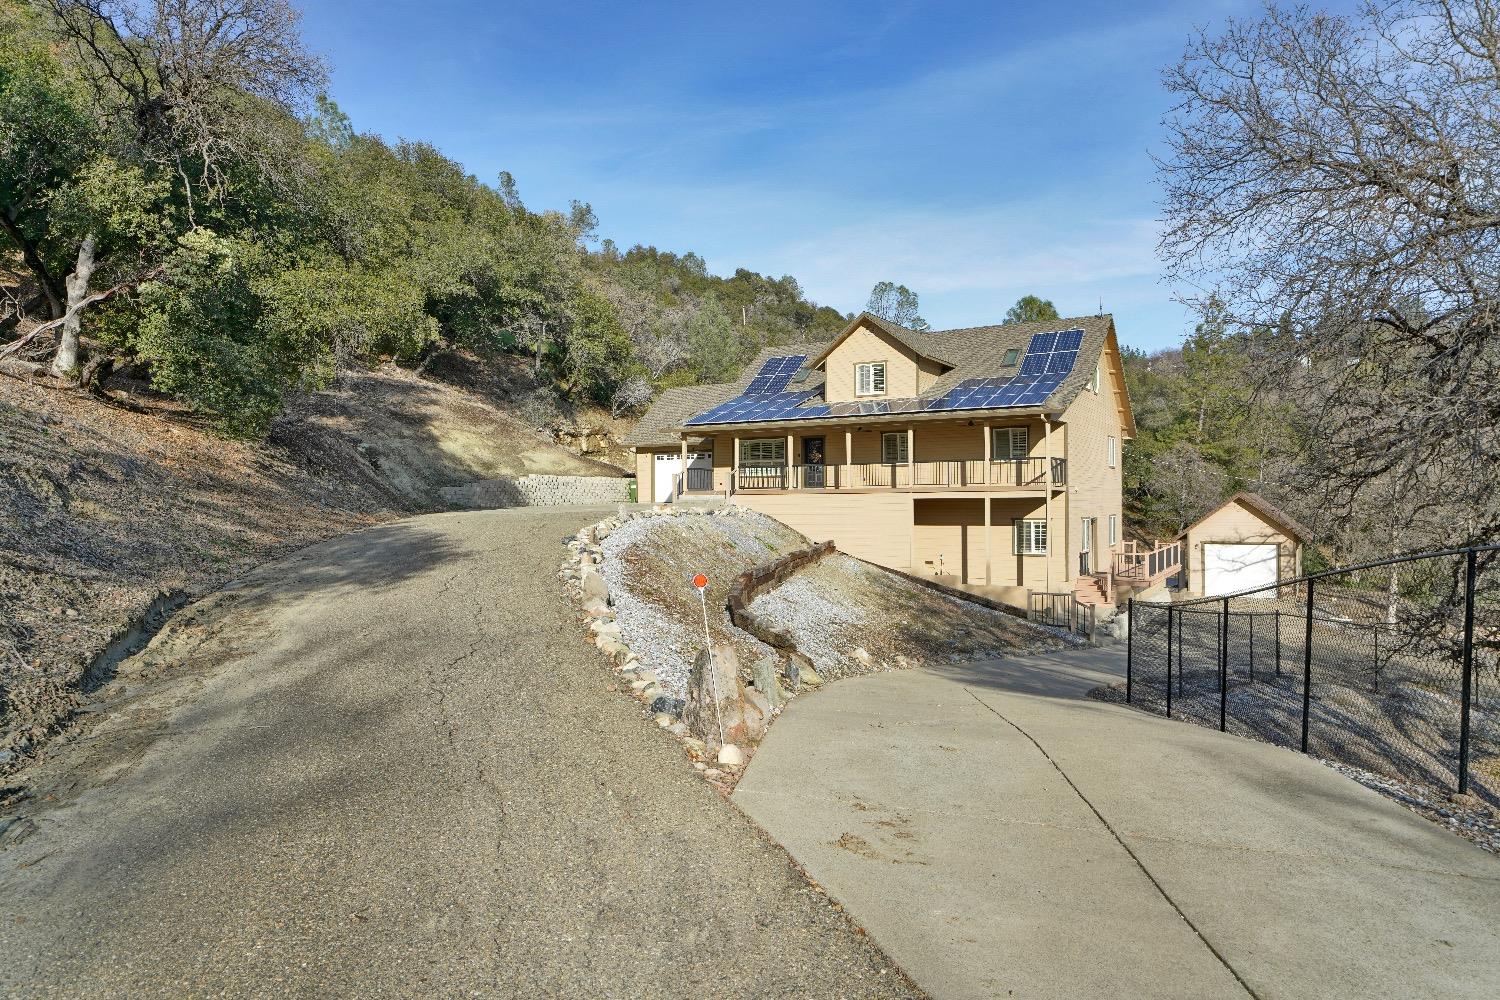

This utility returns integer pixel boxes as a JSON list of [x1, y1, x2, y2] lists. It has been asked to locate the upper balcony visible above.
[[715, 457, 1066, 494]]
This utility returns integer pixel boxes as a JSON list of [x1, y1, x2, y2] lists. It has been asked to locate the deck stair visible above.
[[1074, 574, 1111, 606]]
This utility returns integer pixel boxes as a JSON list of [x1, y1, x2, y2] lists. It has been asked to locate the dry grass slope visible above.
[[0, 365, 624, 757]]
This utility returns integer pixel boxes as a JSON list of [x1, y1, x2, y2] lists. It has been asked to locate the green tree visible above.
[[1002, 295, 1059, 324], [865, 280, 929, 331], [685, 295, 743, 381]]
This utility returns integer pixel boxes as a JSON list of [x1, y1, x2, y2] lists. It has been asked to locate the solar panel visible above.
[[742, 355, 808, 396], [1044, 350, 1078, 374], [1028, 331, 1059, 353], [683, 330, 1088, 424], [1020, 354, 1048, 376]]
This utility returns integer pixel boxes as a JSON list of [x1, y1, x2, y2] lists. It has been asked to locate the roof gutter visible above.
[[672, 404, 1066, 436]]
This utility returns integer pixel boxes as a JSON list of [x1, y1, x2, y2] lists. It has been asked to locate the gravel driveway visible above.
[[0, 507, 921, 999]]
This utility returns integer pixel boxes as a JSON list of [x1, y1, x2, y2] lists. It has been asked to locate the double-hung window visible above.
[[855, 361, 887, 396], [1014, 518, 1048, 555], [880, 431, 909, 464], [1107, 435, 1117, 468], [1108, 514, 1119, 546], [740, 438, 785, 468], [991, 426, 1029, 459]]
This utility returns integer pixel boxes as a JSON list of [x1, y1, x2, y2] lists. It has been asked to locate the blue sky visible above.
[[298, 0, 1269, 352]]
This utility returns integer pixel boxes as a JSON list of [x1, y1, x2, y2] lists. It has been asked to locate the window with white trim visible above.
[[855, 361, 887, 396], [1089, 362, 1101, 393], [1107, 435, 1117, 468], [1108, 514, 1118, 546], [739, 438, 786, 466], [1014, 518, 1048, 555], [880, 431, 909, 464], [1081, 517, 1094, 553], [991, 426, 1029, 459]]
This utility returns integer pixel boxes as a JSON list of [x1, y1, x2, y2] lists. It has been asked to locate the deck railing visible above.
[[1114, 540, 1183, 583], [731, 457, 1067, 492]]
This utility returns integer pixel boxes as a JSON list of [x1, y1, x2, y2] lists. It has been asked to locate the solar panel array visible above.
[[683, 331, 1085, 426], [927, 329, 1083, 411], [742, 354, 806, 395]]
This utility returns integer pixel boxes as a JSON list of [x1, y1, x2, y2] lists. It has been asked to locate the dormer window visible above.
[[855, 361, 887, 396], [1002, 348, 1020, 367]]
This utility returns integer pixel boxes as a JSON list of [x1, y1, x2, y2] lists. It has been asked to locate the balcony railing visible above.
[[732, 457, 1067, 493], [683, 466, 714, 492]]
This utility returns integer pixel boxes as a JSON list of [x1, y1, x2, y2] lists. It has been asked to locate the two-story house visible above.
[[624, 311, 1174, 609]]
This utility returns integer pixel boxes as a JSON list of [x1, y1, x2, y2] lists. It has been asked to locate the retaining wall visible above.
[[726, 541, 837, 651], [442, 474, 631, 510]]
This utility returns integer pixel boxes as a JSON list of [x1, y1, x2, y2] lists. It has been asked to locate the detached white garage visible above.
[[1177, 493, 1310, 599]]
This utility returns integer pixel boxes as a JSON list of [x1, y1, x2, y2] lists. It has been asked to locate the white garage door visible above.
[[1203, 543, 1279, 597], [653, 452, 712, 503]]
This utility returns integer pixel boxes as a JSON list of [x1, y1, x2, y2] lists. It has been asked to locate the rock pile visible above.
[[562, 505, 804, 791]]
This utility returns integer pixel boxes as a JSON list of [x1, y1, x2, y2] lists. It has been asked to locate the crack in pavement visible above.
[[963, 685, 1261, 1000]]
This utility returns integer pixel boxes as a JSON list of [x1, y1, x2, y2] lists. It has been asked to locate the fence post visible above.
[[1166, 605, 1173, 719], [1248, 614, 1255, 683], [1459, 549, 1477, 794], [1219, 597, 1229, 732], [1372, 627, 1379, 695], [1301, 578, 1315, 754], [1126, 598, 1134, 704], [1274, 610, 1282, 678]]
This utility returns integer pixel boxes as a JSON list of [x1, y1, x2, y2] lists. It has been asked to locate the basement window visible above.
[[1014, 518, 1048, 555]]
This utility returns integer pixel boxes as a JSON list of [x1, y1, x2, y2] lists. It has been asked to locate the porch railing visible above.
[[732, 457, 1068, 491], [684, 466, 714, 492]]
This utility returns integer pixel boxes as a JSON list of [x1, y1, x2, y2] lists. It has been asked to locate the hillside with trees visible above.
[[0, 0, 848, 438]]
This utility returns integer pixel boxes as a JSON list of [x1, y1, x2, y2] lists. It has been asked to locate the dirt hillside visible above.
[[0, 364, 626, 761]]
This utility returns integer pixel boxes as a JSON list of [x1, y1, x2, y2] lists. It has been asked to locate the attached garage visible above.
[[1177, 493, 1311, 599]]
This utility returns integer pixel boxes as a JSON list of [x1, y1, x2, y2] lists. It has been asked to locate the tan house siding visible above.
[[633, 450, 653, 496], [1058, 339, 1126, 579], [1183, 505, 1302, 596], [734, 491, 915, 571], [822, 323, 927, 403]]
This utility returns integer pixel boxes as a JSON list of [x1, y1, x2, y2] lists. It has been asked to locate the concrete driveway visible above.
[[0, 508, 920, 999], [733, 647, 1500, 1000]]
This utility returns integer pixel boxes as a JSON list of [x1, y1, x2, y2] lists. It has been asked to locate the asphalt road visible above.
[[1, 507, 920, 999]]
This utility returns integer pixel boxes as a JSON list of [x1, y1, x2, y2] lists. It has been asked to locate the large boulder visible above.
[[580, 570, 609, 604], [684, 645, 766, 751], [750, 654, 791, 710]]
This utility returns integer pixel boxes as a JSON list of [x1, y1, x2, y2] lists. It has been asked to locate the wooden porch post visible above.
[[844, 428, 853, 490], [906, 426, 915, 487], [786, 432, 795, 490], [985, 495, 993, 585], [732, 435, 740, 495], [679, 438, 688, 498], [982, 422, 992, 486]]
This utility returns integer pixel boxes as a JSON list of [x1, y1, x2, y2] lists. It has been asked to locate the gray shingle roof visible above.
[[624, 343, 832, 448], [627, 313, 1120, 443]]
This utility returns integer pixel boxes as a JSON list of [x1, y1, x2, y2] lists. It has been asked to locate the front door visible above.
[[802, 437, 826, 488]]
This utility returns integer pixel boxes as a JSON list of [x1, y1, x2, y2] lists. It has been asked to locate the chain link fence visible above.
[[1127, 546, 1500, 806]]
